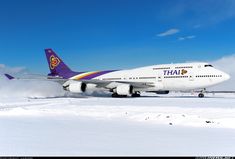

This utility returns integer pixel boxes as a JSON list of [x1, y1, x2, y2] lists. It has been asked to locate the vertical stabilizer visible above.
[[45, 49, 73, 78]]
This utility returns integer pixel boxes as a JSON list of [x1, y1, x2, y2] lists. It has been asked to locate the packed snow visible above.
[[1, 92, 235, 156]]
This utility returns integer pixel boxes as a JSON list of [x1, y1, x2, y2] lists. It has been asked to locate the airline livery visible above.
[[42, 49, 230, 98]]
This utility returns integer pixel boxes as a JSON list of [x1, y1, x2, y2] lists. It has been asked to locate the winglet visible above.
[[4, 74, 15, 80]]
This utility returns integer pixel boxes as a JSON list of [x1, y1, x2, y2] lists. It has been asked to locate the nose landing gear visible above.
[[198, 93, 205, 98], [198, 88, 206, 98]]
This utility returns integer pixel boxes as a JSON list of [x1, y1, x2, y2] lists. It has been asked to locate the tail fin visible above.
[[4, 74, 15, 80], [45, 49, 73, 78]]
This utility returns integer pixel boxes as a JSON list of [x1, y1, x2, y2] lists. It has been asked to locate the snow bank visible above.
[[0, 79, 66, 98], [1, 96, 235, 155]]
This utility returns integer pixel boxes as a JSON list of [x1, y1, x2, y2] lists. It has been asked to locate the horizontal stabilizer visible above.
[[4, 74, 15, 80]]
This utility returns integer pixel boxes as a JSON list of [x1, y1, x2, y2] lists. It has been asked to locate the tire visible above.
[[198, 93, 205, 98], [112, 93, 127, 98], [131, 93, 141, 97]]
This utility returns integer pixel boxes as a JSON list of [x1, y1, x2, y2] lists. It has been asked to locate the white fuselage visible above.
[[93, 62, 230, 92]]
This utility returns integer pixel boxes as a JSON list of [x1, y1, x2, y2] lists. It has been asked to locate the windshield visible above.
[[204, 64, 213, 67]]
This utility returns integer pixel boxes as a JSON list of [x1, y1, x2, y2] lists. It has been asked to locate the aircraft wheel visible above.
[[131, 93, 141, 97], [112, 93, 118, 98], [198, 93, 205, 98], [112, 93, 127, 98]]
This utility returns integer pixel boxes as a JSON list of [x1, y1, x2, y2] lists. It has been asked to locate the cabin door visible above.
[[189, 72, 195, 81], [157, 71, 163, 82]]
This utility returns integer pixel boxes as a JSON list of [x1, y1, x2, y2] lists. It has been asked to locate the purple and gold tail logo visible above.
[[50, 55, 60, 69], [181, 69, 188, 75]]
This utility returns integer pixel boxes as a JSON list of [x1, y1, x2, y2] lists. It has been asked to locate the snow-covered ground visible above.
[[1, 92, 235, 156]]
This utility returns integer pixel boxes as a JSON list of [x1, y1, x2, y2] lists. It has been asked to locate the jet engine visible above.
[[63, 81, 98, 93], [116, 84, 133, 95], [67, 82, 87, 93]]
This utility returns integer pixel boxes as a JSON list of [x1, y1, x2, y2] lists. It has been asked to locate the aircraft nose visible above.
[[223, 72, 230, 81]]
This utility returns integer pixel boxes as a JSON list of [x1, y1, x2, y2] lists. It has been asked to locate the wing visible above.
[[4, 73, 67, 85], [4, 74, 155, 89]]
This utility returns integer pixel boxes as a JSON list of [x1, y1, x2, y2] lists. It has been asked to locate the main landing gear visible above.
[[111, 93, 127, 98], [131, 92, 141, 97], [111, 92, 141, 98]]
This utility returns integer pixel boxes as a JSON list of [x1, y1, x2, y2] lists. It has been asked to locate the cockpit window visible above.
[[204, 64, 213, 67]]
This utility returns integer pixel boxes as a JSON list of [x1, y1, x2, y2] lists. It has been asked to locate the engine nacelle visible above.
[[116, 84, 133, 95], [68, 82, 87, 93]]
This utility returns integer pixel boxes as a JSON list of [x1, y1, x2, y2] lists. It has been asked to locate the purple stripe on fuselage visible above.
[[48, 71, 84, 79], [80, 70, 118, 80]]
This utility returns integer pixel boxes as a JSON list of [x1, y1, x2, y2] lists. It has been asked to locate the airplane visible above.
[[43, 49, 230, 98], [4, 49, 231, 98]]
